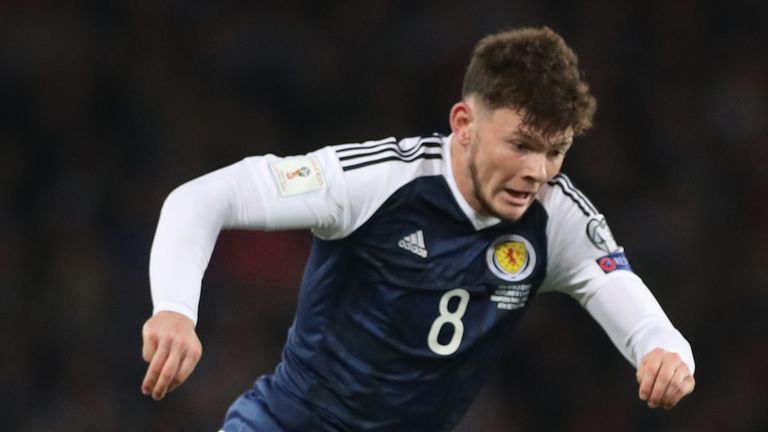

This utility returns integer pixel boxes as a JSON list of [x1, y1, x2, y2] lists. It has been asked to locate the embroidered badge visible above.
[[586, 215, 619, 253], [596, 251, 632, 273], [270, 156, 326, 197], [486, 234, 536, 282]]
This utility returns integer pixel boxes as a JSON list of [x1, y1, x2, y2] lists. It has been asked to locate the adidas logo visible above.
[[398, 230, 428, 258]]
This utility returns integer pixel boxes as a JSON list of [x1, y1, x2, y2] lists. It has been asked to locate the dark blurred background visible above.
[[2, 1, 767, 431]]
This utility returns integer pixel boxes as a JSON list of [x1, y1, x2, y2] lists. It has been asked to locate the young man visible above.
[[141, 27, 695, 431]]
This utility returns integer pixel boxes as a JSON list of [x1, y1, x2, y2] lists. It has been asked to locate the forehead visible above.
[[486, 107, 573, 147]]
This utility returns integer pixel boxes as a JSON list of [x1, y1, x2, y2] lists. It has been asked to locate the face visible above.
[[452, 101, 572, 220]]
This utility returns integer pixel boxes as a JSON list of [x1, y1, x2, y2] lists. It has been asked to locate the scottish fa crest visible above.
[[486, 234, 536, 282]]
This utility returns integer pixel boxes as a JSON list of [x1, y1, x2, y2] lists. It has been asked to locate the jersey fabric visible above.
[[149, 135, 694, 432]]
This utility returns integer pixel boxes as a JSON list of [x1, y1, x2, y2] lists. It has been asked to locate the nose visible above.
[[521, 152, 548, 184]]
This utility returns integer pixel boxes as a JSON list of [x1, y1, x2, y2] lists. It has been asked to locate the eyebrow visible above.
[[514, 130, 572, 150], [513, 131, 542, 144], [551, 139, 572, 150]]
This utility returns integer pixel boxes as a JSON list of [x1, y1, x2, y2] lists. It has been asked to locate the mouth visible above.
[[502, 188, 534, 206]]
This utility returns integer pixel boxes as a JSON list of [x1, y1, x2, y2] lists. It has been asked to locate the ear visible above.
[[449, 101, 473, 147]]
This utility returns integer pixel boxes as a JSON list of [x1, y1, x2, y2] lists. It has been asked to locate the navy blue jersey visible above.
[[212, 135, 630, 431], [270, 179, 548, 430]]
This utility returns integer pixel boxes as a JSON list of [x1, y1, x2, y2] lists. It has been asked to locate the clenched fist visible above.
[[636, 347, 695, 409]]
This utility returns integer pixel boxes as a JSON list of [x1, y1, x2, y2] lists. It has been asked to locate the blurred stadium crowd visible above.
[[1, 1, 767, 430]]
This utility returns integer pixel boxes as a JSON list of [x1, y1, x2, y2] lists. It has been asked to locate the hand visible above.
[[636, 347, 695, 409], [141, 311, 202, 400]]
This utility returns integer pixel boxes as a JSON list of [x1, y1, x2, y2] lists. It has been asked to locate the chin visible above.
[[493, 204, 530, 221]]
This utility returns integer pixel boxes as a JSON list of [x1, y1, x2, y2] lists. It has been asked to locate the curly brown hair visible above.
[[462, 27, 597, 137]]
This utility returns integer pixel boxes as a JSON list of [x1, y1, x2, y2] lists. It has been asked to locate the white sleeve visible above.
[[582, 273, 695, 373], [150, 136, 445, 324], [150, 146, 349, 324], [538, 175, 695, 372]]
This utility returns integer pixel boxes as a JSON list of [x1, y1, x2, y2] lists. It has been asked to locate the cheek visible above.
[[472, 153, 503, 194], [491, 153, 523, 179], [481, 154, 510, 182], [547, 159, 564, 177]]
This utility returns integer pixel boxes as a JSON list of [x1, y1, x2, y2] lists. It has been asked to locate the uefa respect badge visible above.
[[596, 250, 632, 274]]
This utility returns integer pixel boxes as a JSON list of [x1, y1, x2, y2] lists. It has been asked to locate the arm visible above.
[[538, 175, 695, 409], [142, 160, 269, 400], [582, 273, 695, 409], [142, 151, 344, 400], [140, 137, 437, 400]]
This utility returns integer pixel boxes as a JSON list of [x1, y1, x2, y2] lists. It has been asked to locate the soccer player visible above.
[[141, 27, 695, 431]]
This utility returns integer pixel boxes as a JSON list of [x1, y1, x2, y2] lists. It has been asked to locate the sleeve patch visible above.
[[586, 214, 619, 252], [270, 156, 327, 197], [596, 251, 632, 273]]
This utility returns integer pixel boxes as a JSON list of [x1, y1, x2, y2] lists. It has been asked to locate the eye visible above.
[[548, 148, 567, 158], [511, 141, 531, 152]]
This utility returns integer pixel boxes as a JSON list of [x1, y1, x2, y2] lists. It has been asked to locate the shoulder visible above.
[[537, 173, 599, 220], [329, 135, 447, 200], [537, 173, 619, 250], [538, 173, 621, 251], [537, 173, 631, 294], [331, 135, 445, 174], [313, 135, 448, 239]]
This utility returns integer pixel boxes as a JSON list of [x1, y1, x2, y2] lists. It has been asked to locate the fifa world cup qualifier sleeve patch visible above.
[[270, 156, 327, 197]]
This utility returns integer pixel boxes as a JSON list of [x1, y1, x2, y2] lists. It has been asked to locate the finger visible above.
[[168, 347, 201, 393], [664, 374, 696, 409], [152, 338, 183, 400], [637, 353, 662, 402], [142, 337, 171, 395], [682, 375, 696, 397], [647, 357, 678, 408], [636, 347, 662, 382], [660, 367, 685, 409], [142, 325, 159, 363]]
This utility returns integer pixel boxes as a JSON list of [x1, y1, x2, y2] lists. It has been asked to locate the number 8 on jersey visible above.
[[427, 288, 470, 355]]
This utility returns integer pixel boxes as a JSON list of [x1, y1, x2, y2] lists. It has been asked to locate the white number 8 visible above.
[[427, 288, 470, 355]]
